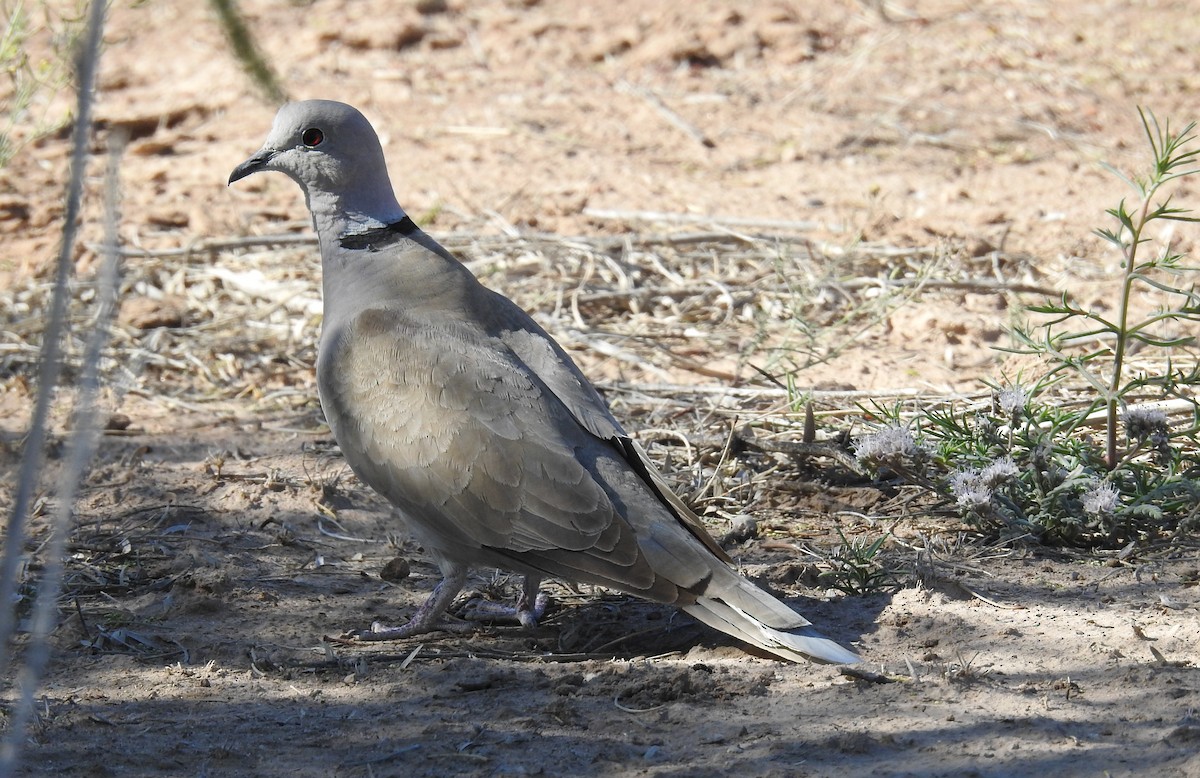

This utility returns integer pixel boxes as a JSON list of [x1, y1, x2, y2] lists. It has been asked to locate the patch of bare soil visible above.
[[2, 1, 1199, 776]]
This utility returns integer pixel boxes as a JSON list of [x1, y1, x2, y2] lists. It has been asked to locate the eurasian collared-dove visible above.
[[229, 100, 858, 664]]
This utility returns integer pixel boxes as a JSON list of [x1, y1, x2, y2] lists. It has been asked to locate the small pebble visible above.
[[380, 557, 411, 582]]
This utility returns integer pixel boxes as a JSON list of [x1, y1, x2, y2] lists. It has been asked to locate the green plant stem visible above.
[[1107, 194, 1155, 469], [210, 0, 288, 104]]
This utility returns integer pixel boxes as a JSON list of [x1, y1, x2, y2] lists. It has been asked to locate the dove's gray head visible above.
[[229, 100, 405, 234]]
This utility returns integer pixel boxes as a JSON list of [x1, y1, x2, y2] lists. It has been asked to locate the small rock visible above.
[[380, 557, 411, 582], [147, 209, 190, 228], [426, 30, 464, 50], [105, 413, 132, 431]]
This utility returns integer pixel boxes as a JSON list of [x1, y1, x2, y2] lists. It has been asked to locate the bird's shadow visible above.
[[353, 581, 892, 665]]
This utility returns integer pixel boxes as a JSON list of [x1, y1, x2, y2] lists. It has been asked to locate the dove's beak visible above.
[[228, 149, 277, 185]]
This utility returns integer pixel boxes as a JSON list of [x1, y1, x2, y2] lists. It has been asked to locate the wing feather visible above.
[[317, 298, 729, 604]]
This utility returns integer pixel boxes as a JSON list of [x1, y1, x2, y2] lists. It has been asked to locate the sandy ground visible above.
[[2, 0, 1200, 776]]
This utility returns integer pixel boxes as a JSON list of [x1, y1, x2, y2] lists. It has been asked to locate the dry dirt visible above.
[[2, 0, 1200, 776]]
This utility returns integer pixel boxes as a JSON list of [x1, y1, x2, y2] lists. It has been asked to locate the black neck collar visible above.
[[339, 216, 419, 251]]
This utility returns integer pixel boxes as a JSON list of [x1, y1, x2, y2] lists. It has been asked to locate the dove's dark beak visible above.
[[228, 149, 277, 185]]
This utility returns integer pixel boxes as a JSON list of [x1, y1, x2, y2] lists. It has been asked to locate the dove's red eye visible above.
[[302, 128, 324, 147]]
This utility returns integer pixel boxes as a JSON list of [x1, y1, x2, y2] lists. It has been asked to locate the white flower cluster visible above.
[[854, 425, 921, 470], [1082, 481, 1120, 516], [948, 457, 1019, 509], [996, 386, 1028, 419]]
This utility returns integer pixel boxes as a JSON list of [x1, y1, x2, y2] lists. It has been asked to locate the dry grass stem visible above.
[[616, 79, 716, 149], [0, 2, 108, 772]]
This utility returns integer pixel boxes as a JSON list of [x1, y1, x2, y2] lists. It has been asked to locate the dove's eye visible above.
[[302, 128, 325, 147]]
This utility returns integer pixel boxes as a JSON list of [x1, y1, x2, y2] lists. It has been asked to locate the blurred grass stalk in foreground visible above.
[[0, 1, 116, 775]]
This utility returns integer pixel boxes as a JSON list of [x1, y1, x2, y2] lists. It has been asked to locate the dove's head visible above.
[[229, 100, 404, 230]]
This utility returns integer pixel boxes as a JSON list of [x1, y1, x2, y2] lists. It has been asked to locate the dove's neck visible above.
[[306, 187, 473, 324], [306, 182, 406, 243]]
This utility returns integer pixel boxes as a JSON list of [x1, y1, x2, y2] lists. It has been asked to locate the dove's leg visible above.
[[345, 567, 476, 641], [460, 574, 549, 629]]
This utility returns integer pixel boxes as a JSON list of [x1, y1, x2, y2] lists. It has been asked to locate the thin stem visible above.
[[0, 5, 107, 772], [0, 0, 104, 693], [1108, 190, 1155, 469]]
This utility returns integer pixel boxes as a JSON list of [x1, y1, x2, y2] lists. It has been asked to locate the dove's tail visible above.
[[681, 570, 860, 665]]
